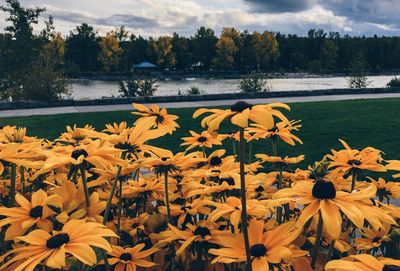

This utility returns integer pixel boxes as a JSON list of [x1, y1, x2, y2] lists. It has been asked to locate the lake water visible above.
[[70, 75, 399, 100]]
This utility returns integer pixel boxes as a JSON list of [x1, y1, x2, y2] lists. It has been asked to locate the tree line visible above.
[[41, 26, 400, 74], [2, 0, 400, 101]]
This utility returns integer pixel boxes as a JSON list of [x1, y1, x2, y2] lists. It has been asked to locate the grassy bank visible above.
[[2, 98, 400, 169]]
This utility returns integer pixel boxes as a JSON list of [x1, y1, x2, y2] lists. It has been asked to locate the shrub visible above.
[[186, 86, 205, 95], [239, 71, 269, 93], [386, 76, 400, 88], [119, 77, 158, 97]]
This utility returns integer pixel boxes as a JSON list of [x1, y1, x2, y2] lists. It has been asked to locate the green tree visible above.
[[171, 33, 192, 70], [192, 27, 218, 70], [65, 23, 100, 72], [348, 53, 371, 88], [320, 39, 338, 72], [98, 31, 123, 72], [0, 0, 70, 101]]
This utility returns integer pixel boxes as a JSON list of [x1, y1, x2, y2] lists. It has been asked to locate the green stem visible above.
[[103, 165, 122, 225], [271, 136, 278, 156], [311, 211, 324, 268], [232, 140, 237, 157], [325, 240, 336, 265], [117, 176, 123, 243], [351, 170, 357, 192], [248, 141, 252, 164], [164, 171, 171, 224], [101, 249, 110, 271], [9, 163, 16, 207], [80, 168, 90, 208], [20, 167, 25, 194], [276, 166, 283, 224], [239, 128, 252, 271]]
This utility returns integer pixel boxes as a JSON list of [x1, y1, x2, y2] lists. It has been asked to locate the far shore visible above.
[[69, 70, 400, 82]]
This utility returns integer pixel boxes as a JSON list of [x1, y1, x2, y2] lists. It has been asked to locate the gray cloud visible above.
[[319, 0, 400, 26], [243, 0, 317, 13], [47, 9, 159, 30]]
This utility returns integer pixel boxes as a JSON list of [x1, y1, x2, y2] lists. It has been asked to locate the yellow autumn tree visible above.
[[252, 31, 279, 69], [98, 31, 123, 72], [213, 35, 238, 70], [151, 36, 176, 68], [46, 32, 65, 66]]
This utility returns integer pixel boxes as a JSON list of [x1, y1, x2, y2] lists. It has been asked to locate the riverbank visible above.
[[70, 70, 400, 81], [1, 87, 400, 111]]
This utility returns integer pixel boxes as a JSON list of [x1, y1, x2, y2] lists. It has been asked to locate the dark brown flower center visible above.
[[154, 114, 165, 125], [71, 149, 88, 160], [312, 180, 336, 199], [120, 252, 133, 261], [372, 237, 381, 243], [193, 226, 211, 238], [231, 101, 252, 112], [46, 233, 70, 249], [268, 126, 278, 132], [255, 185, 264, 192], [347, 159, 361, 166], [209, 156, 222, 166], [219, 177, 235, 186], [197, 136, 208, 143], [250, 244, 267, 257], [383, 265, 400, 271], [131, 223, 139, 228], [29, 206, 43, 218]]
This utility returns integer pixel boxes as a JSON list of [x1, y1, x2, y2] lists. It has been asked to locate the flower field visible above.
[[0, 101, 399, 271]]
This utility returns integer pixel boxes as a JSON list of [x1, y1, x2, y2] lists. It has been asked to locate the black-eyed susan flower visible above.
[[209, 219, 304, 271], [369, 177, 400, 203], [273, 180, 395, 240], [327, 139, 386, 176], [180, 130, 225, 151], [248, 120, 303, 146], [193, 101, 290, 131], [325, 254, 400, 271], [132, 103, 179, 135], [0, 219, 117, 270], [107, 244, 158, 271], [0, 189, 53, 240], [354, 223, 391, 250]]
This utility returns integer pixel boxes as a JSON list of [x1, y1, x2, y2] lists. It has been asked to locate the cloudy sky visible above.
[[1, 0, 400, 37]]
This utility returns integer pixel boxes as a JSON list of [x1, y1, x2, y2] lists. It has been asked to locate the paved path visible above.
[[2, 92, 400, 118]]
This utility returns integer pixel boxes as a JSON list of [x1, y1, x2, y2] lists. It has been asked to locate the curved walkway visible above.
[[2, 92, 400, 118]]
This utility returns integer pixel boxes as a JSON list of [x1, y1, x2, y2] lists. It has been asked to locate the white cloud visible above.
[[1, 0, 399, 37]]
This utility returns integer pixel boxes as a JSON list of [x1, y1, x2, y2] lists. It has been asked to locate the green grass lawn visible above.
[[2, 98, 400, 169]]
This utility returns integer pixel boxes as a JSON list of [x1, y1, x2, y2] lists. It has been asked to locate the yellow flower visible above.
[[132, 103, 179, 135], [248, 120, 303, 146], [206, 197, 268, 228], [256, 154, 305, 165], [180, 130, 225, 151], [325, 254, 400, 271], [193, 101, 290, 131], [354, 223, 391, 250], [1, 219, 117, 270], [273, 180, 395, 240], [108, 244, 158, 271], [209, 219, 303, 271], [103, 122, 129, 135], [0, 189, 53, 240], [368, 177, 400, 203], [327, 139, 386, 175]]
